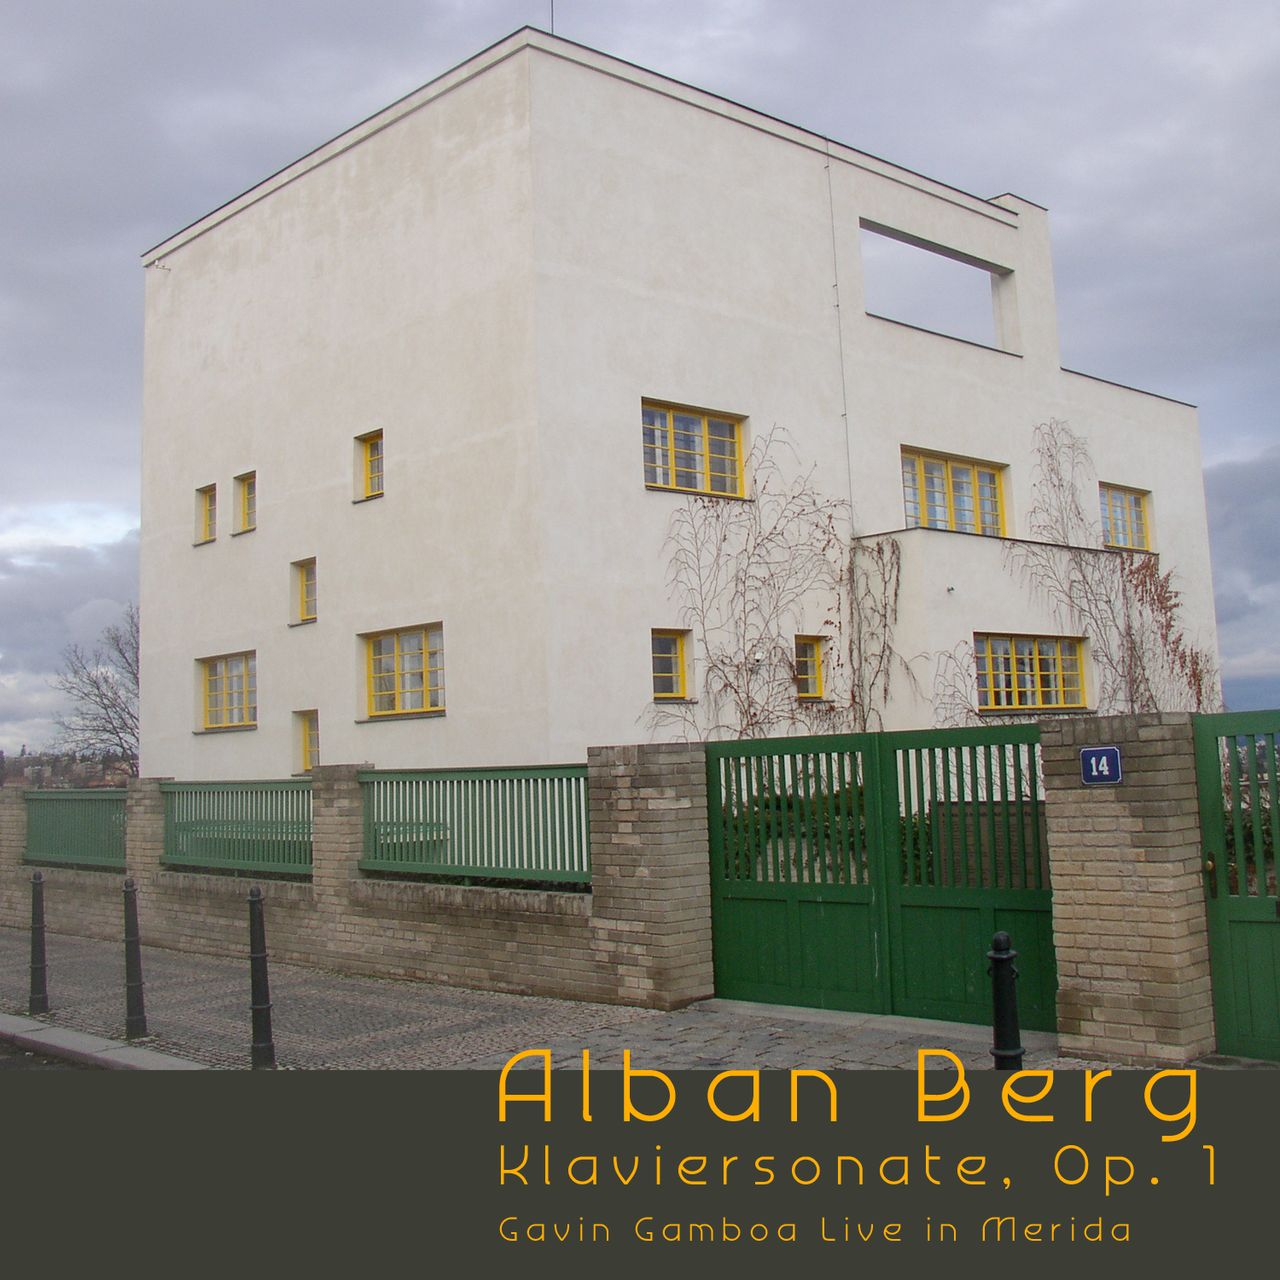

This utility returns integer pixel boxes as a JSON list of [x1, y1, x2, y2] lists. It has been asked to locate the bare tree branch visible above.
[[51, 602, 140, 773]]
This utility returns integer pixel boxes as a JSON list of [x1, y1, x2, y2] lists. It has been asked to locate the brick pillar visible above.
[[125, 777, 169, 895], [1040, 713, 1215, 1065], [587, 742, 714, 1009], [310, 764, 369, 913], [0, 781, 28, 925]]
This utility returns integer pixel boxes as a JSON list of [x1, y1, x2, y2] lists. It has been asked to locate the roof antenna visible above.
[[550, 2, 554, 34]]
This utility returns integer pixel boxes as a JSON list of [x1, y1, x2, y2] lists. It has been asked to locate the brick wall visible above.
[[1040, 712, 1215, 1065], [0, 745, 714, 1010]]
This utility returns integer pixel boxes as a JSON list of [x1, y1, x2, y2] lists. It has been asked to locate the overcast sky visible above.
[[1, 0, 1276, 754]]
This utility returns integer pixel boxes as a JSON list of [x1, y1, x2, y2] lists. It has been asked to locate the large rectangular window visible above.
[[234, 471, 256, 532], [794, 636, 824, 700], [1099, 483, 1149, 550], [902, 450, 1004, 536], [195, 485, 216, 543], [201, 652, 256, 728], [974, 634, 1084, 711], [642, 402, 743, 497], [651, 630, 688, 700], [366, 625, 444, 716]]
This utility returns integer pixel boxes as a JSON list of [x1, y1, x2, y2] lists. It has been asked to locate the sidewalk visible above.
[[0, 923, 1253, 1072]]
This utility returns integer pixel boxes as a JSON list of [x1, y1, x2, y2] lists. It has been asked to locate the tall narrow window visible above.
[[195, 485, 216, 543], [651, 630, 688, 700], [901, 450, 1004, 536], [794, 636, 824, 699], [366, 625, 444, 716], [357, 430, 384, 499], [293, 558, 317, 622], [974, 634, 1084, 711], [234, 472, 256, 532], [297, 710, 319, 772], [201, 652, 256, 728], [1099, 483, 1149, 550], [642, 402, 744, 497]]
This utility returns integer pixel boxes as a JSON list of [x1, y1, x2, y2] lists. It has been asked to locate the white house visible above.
[[138, 27, 1220, 779]]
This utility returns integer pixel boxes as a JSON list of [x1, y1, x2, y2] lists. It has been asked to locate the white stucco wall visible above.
[[138, 30, 1220, 778]]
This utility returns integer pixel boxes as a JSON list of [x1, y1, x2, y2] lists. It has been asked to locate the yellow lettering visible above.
[[1144, 1069, 1197, 1142], [498, 1050, 551, 1120], [917, 1049, 969, 1121], [706, 1070, 760, 1122], [1001, 1069, 1055, 1122]]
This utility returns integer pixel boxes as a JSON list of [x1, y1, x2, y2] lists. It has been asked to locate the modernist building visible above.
[[138, 28, 1219, 779]]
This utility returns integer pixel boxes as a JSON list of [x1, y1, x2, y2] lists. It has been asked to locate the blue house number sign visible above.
[[1080, 745, 1122, 786]]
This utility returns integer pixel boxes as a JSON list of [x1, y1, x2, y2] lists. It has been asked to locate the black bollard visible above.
[[248, 887, 276, 1069], [123, 877, 148, 1040], [988, 931, 1024, 1071], [29, 871, 49, 1015]]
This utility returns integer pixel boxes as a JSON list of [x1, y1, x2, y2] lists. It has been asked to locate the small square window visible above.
[[1099, 483, 1149, 550], [234, 471, 256, 532], [195, 485, 216, 543], [651, 630, 688, 700], [357, 431, 384, 499], [794, 636, 825, 699]]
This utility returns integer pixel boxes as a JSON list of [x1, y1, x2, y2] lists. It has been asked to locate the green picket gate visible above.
[[706, 724, 1057, 1030], [1193, 710, 1280, 1060]]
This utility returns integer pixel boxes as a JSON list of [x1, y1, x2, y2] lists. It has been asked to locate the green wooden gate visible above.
[[707, 724, 1057, 1030], [1194, 711, 1280, 1060]]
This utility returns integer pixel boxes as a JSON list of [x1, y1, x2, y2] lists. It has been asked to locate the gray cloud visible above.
[[0, 530, 138, 752]]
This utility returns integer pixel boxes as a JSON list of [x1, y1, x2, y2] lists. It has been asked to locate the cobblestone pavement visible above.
[[0, 923, 1236, 1073]]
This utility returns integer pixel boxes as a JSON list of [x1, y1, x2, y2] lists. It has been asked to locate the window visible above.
[[297, 710, 319, 772], [902, 450, 1004, 536], [642, 402, 744, 497], [234, 472, 256, 532], [794, 636, 824, 699], [294, 558, 317, 622], [201, 652, 256, 728], [366, 625, 444, 716], [195, 485, 216, 543], [974, 635, 1084, 711], [358, 430, 384, 499], [1099, 483, 1149, 550], [651, 630, 688, 700]]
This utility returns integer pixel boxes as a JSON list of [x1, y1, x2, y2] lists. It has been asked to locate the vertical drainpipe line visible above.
[[824, 139, 857, 518]]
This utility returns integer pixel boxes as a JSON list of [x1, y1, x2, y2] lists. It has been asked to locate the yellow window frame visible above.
[[901, 449, 1005, 537], [365, 625, 444, 717], [651, 630, 688, 700], [235, 471, 256, 532], [794, 636, 824, 699], [358, 431, 384, 498], [974, 634, 1085, 712], [295, 558, 317, 622], [201, 651, 256, 728], [298, 710, 319, 772], [642, 401, 745, 498], [195, 485, 216, 543], [1099, 483, 1150, 550]]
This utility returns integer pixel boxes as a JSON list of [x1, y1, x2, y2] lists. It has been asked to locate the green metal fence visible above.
[[707, 723, 1056, 1029], [359, 765, 590, 883], [1194, 710, 1280, 1059], [24, 789, 127, 869], [161, 780, 312, 875]]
